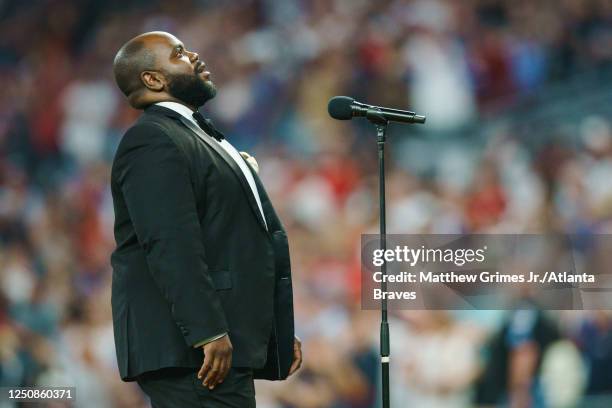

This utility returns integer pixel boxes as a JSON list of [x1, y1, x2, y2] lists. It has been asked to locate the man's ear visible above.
[[140, 71, 165, 92]]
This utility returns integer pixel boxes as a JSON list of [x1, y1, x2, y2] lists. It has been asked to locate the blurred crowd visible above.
[[1, 0, 612, 407]]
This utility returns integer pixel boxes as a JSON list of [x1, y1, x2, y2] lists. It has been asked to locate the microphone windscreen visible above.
[[328, 96, 354, 120]]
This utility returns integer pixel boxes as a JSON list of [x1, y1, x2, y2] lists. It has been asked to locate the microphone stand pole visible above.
[[376, 122, 391, 408], [366, 108, 391, 408], [364, 106, 424, 407]]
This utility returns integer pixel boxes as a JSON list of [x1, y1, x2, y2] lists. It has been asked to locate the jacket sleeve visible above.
[[115, 122, 228, 347]]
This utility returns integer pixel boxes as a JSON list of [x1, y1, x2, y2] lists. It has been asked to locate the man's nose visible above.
[[189, 52, 199, 63]]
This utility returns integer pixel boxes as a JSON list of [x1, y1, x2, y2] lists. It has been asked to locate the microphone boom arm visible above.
[[352, 104, 426, 125]]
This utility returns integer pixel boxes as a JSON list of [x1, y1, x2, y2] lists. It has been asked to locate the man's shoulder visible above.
[[113, 120, 162, 160], [115, 111, 185, 154], [111, 108, 206, 177]]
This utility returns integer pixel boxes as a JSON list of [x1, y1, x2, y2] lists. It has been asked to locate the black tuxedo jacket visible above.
[[110, 105, 294, 382]]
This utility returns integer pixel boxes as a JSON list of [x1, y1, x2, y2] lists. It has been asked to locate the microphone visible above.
[[328, 96, 426, 125]]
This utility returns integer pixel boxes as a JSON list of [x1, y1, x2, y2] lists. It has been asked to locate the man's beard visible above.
[[166, 70, 217, 108]]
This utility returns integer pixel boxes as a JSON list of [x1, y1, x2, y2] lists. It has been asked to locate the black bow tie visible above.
[[192, 111, 224, 142]]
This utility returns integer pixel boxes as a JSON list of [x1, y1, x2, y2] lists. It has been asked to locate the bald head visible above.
[[113, 31, 180, 108], [113, 35, 157, 102]]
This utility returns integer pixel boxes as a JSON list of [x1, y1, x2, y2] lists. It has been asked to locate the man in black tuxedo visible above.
[[110, 31, 300, 407]]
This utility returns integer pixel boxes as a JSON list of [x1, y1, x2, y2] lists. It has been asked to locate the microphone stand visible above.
[[367, 109, 391, 408], [377, 123, 391, 408], [359, 105, 423, 408]]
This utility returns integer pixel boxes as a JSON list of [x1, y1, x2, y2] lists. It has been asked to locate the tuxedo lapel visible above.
[[175, 116, 269, 233], [242, 159, 283, 233]]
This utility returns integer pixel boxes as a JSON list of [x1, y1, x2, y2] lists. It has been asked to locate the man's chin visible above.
[[166, 75, 217, 108], [191, 89, 217, 108], [205, 81, 217, 96]]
